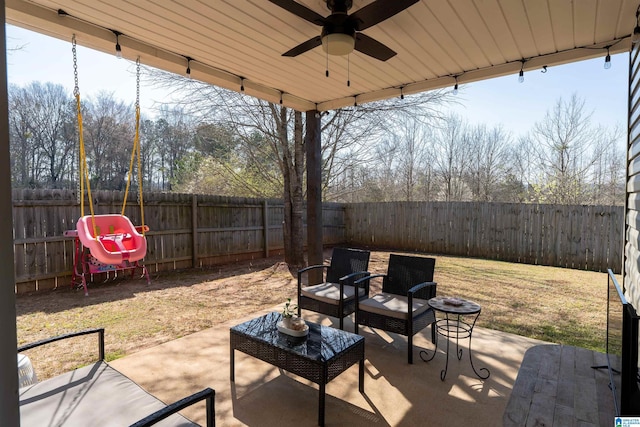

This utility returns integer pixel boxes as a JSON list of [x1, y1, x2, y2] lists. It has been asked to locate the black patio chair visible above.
[[354, 254, 437, 364], [297, 247, 371, 330]]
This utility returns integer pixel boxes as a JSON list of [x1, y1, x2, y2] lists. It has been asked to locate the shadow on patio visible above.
[[109, 306, 554, 426]]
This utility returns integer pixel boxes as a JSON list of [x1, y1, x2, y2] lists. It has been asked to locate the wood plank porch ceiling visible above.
[[6, 0, 638, 111]]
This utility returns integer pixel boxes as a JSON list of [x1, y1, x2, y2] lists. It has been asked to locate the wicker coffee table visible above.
[[230, 312, 365, 426]]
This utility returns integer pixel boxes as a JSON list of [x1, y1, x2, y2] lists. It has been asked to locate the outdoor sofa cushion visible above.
[[18, 329, 213, 427], [20, 360, 196, 426], [357, 292, 430, 320], [300, 282, 366, 305]]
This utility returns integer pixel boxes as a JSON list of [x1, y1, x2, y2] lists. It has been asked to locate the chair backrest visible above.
[[326, 248, 370, 283], [383, 254, 436, 298]]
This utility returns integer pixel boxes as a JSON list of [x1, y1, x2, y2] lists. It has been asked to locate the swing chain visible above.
[[72, 35, 79, 97], [136, 57, 140, 109], [72, 34, 81, 207]]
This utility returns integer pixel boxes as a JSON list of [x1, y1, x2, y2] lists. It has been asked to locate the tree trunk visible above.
[[281, 107, 305, 268], [290, 111, 305, 267]]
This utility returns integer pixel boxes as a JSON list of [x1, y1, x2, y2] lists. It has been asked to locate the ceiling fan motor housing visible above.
[[326, 0, 353, 13]]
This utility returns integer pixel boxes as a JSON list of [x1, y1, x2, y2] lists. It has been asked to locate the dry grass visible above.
[[16, 249, 609, 380]]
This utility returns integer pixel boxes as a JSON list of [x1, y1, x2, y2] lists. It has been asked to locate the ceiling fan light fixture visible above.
[[321, 33, 355, 56]]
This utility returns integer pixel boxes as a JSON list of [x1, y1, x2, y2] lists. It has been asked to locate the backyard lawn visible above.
[[15, 249, 609, 380]]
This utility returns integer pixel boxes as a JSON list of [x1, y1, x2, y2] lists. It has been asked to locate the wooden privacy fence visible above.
[[12, 191, 623, 294], [345, 201, 623, 273], [12, 189, 345, 293]]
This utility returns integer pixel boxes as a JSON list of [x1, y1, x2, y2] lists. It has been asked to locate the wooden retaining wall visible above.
[[345, 202, 623, 273]]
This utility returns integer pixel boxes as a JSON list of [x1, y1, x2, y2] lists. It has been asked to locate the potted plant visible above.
[[281, 298, 298, 329]]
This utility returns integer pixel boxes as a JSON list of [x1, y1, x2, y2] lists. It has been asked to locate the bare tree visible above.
[[392, 116, 430, 201], [590, 133, 624, 205], [433, 114, 468, 201], [320, 107, 384, 200], [464, 124, 512, 201], [82, 92, 134, 190], [416, 146, 439, 201], [282, 109, 305, 267], [160, 83, 307, 266], [19, 82, 76, 188], [521, 94, 618, 204], [154, 105, 196, 190], [321, 92, 452, 202], [8, 84, 37, 187], [139, 118, 160, 190], [368, 136, 400, 202], [146, 67, 452, 266]]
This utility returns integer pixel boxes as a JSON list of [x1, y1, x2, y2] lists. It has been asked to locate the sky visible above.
[[5, 24, 630, 147]]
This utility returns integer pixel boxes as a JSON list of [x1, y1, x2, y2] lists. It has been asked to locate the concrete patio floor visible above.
[[109, 307, 561, 426]]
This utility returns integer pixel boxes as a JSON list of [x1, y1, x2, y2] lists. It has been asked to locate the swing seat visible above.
[[76, 214, 147, 265]]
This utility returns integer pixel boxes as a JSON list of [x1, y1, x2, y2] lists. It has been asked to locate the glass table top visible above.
[[231, 312, 363, 362]]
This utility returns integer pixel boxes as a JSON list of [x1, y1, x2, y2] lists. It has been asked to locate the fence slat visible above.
[[345, 201, 623, 273]]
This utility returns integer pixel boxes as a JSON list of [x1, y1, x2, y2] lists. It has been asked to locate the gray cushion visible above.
[[358, 292, 430, 320], [19, 361, 196, 426], [301, 282, 365, 305]]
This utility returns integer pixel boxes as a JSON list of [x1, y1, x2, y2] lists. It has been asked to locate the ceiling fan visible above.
[[269, 0, 419, 61]]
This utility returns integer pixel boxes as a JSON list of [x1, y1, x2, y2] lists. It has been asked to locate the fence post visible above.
[[263, 199, 269, 258], [192, 194, 198, 268]]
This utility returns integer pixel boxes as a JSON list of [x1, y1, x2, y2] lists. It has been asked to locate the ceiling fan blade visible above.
[[282, 36, 322, 57], [350, 0, 419, 31], [268, 0, 325, 25], [354, 33, 396, 61]]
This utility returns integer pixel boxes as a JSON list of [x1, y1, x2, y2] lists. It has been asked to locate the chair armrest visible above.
[[407, 281, 437, 300], [339, 271, 371, 298], [129, 387, 216, 427], [298, 264, 330, 298], [298, 264, 329, 275], [18, 328, 105, 361], [297, 264, 329, 285], [339, 271, 370, 285], [353, 273, 386, 287], [353, 273, 387, 311]]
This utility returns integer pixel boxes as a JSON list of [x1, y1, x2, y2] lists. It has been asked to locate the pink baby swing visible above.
[[66, 36, 150, 295]]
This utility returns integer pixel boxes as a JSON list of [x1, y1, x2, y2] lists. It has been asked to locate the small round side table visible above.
[[420, 296, 490, 381]]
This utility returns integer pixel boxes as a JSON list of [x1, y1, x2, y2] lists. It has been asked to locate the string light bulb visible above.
[[518, 60, 525, 83], [185, 57, 192, 78], [604, 47, 611, 69], [240, 78, 245, 93], [453, 76, 459, 95], [113, 31, 122, 59], [400, 87, 404, 100]]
